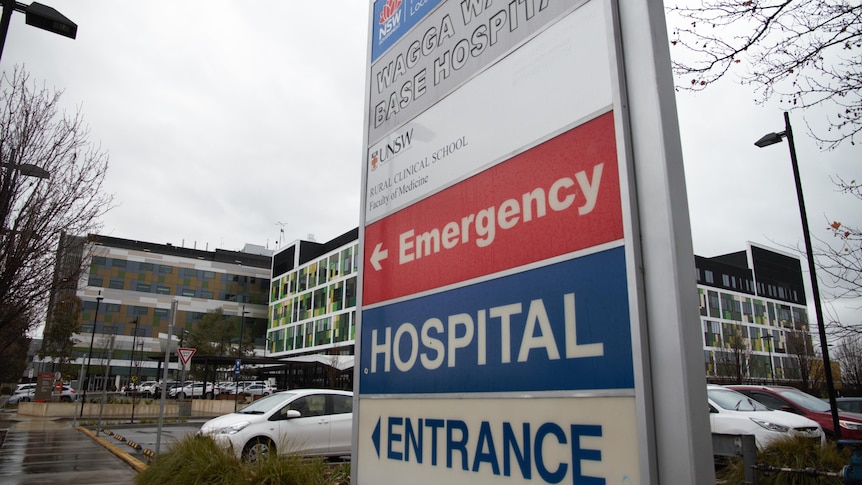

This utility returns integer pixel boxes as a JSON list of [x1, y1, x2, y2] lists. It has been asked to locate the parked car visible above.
[[243, 384, 276, 397], [8, 385, 77, 404], [707, 385, 824, 448], [729, 385, 862, 440], [13, 383, 36, 394], [170, 382, 218, 400], [198, 389, 353, 461], [137, 381, 159, 396], [835, 397, 862, 414], [152, 381, 185, 397]]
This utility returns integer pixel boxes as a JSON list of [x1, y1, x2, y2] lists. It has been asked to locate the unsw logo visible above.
[[370, 128, 414, 171], [378, 0, 403, 43]]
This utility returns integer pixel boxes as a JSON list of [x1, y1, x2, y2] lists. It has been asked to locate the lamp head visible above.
[[755, 131, 786, 148]]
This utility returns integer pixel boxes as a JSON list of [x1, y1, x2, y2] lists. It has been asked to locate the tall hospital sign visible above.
[[354, 1, 714, 484]]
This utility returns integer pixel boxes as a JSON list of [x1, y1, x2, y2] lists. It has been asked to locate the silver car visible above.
[[198, 389, 352, 461]]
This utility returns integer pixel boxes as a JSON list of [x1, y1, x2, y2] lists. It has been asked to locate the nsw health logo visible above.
[[377, 0, 403, 44]]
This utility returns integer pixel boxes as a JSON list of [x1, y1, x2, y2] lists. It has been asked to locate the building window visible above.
[[88, 275, 104, 288], [345, 277, 357, 307], [154, 308, 169, 317], [183, 268, 197, 278], [133, 306, 149, 316], [330, 281, 345, 312], [313, 288, 327, 316], [307, 263, 318, 288], [705, 270, 714, 284], [157, 285, 171, 295], [111, 259, 127, 268], [181, 288, 196, 297], [109, 279, 124, 290], [159, 265, 172, 274], [135, 282, 151, 293], [203, 271, 215, 279], [201, 290, 213, 299], [333, 313, 350, 343], [708, 290, 720, 318], [92, 256, 107, 266]]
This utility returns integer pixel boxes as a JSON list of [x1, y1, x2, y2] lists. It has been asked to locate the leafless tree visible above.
[[38, 293, 82, 377], [0, 66, 112, 376], [716, 325, 750, 384], [785, 329, 814, 393], [667, 0, 861, 149], [834, 334, 862, 396], [809, 178, 862, 339]]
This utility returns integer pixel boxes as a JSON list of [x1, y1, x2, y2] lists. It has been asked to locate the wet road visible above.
[[0, 416, 138, 485], [0, 404, 206, 485]]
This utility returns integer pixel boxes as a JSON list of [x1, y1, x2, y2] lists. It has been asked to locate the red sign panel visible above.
[[363, 112, 623, 305]]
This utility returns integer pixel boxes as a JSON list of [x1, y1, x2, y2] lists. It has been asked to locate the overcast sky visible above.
[[2, 2, 858, 322]]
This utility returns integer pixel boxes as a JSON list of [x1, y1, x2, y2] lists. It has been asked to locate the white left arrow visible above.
[[370, 242, 388, 271]]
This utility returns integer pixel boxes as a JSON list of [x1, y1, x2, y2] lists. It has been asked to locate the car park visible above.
[[198, 389, 353, 461], [729, 384, 862, 440], [707, 385, 824, 448]]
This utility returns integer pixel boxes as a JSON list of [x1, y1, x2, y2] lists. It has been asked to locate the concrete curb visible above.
[[77, 425, 148, 474]]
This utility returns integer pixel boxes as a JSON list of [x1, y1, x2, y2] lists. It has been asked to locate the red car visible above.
[[728, 385, 862, 440]]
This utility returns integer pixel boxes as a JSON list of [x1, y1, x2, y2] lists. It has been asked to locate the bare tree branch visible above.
[[668, 0, 862, 148], [0, 66, 113, 374]]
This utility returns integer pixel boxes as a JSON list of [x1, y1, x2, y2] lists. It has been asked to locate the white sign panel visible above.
[[358, 396, 640, 485], [365, 4, 612, 223]]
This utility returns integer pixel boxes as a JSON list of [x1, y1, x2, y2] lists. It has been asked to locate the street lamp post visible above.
[[128, 317, 139, 423], [233, 303, 248, 412], [80, 292, 102, 417], [755, 111, 841, 439], [0, 1, 77, 62]]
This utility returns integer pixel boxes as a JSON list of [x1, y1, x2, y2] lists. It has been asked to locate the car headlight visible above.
[[215, 421, 251, 435], [750, 418, 789, 433], [839, 420, 862, 431]]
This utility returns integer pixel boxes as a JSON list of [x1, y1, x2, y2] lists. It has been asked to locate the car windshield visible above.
[[777, 388, 832, 412], [709, 388, 770, 411], [238, 392, 295, 414]]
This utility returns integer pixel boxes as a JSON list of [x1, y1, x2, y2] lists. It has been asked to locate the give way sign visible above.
[[178, 347, 196, 367]]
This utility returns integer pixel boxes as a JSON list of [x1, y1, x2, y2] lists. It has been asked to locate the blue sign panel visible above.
[[371, 0, 443, 62], [359, 246, 633, 394]]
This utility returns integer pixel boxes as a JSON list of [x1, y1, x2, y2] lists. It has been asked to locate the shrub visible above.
[[136, 434, 348, 485], [719, 436, 850, 485]]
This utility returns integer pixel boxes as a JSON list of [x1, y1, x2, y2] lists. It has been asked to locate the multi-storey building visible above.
[[40, 234, 271, 388], [266, 228, 359, 387], [695, 242, 815, 384]]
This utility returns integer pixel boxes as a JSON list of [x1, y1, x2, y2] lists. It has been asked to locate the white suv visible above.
[[171, 382, 218, 400]]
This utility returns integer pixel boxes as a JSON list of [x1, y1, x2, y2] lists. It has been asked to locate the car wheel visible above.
[[176, 392, 185, 400], [263, 392, 270, 396], [242, 437, 275, 463], [60, 396, 72, 402], [205, 392, 214, 400]]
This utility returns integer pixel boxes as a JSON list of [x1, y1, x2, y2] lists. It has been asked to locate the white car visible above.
[[7, 385, 77, 404], [199, 389, 353, 461], [708, 385, 825, 448], [171, 382, 217, 399], [243, 384, 276, 397]]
